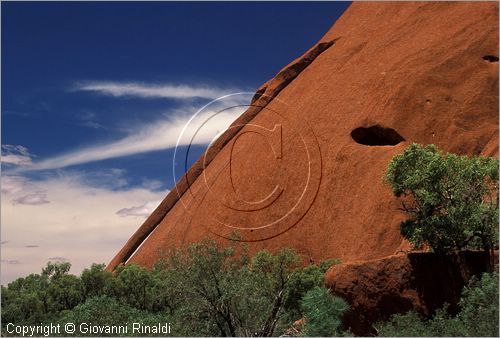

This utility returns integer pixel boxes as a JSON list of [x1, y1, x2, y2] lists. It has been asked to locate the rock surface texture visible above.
[[325, 251, 497, 335], [109, 1, 498, 279]]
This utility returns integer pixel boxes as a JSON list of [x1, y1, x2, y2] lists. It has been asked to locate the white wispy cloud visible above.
[[140, 179, 165, 191], [74, 81, 238, 100], [77, 111, 106, 130], [1, 172, 167, 284], [1, 175, 30, 195], [20, 95, 250, 171], [2, 155, 32, 166], [116, 200, 162, 218], [12, 191, 50, 205], [1, 145, 34, 167], [0, 85, 251, 172]]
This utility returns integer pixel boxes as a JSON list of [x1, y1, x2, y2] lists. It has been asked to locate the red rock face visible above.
[[108, 2, 498, 271], [325, 251, 497, 335]]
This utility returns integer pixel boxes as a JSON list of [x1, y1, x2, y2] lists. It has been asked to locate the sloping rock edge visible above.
[[107, 38, 340, 271]]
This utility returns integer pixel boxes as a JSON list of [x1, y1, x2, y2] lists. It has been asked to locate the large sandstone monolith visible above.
[[108, 2, 498, 272]]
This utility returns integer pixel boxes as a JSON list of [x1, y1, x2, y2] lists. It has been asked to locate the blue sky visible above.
[[1, 1, 350, 283]]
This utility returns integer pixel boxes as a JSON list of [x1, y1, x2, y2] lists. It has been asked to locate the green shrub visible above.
[[376, 272, 499, 337], [456, 272, 499, 336], [385, 143, 498, 254], [300, 286, 349, 336], [283, 259, 340, 320], [55, 296, 168, 337], [1, 241, 343, 337], [80, 263, 114, 298]]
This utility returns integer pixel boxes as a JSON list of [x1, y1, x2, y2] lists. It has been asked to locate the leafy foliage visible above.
[[1, 262, 85, 325], [300, 286, 349, 336], [283, 259, 339, 320], [1, 241, 342, 337], [455, 271, 499, 336], [55, 296, 167, 336], [80, 263, 114, 298], [376, 272, 499, 337], [152, 241, 337, 336], [385, 143, 499, 253]]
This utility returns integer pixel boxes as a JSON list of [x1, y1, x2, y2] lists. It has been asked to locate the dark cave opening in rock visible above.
[[351, 125, 405, 146], [483, 55, 499, 63]]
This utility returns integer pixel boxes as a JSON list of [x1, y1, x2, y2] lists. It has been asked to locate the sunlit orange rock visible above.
[[109, 2, 498, 275]]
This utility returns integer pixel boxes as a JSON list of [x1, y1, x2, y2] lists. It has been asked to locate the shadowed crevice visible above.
[[351, 125, 405, 146], [483, 55, 499, 63]]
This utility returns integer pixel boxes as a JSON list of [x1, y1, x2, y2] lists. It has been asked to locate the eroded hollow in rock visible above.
[[351, 125, 405, 146], [483, 55, 499, 62]]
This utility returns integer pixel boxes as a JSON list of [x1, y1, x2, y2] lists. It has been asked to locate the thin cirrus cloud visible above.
[[2, 83, 252, 172], [74, 81, 240, 100], [12, 191, 50, 205], [77, 111, 106, 130], [1, 175, 30, 194], [116, 200, 162, 218], [1, 145, 34, 167], [23, 99, 249, 171]]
